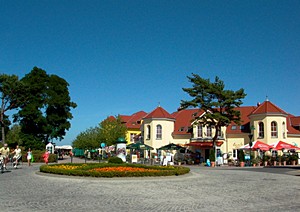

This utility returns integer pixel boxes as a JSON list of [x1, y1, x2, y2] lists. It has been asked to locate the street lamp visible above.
[[248, 125, 255, 166]]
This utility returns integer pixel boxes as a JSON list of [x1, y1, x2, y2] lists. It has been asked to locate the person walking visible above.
[[26, 148, 32, 166], [12, 145, 22, 168], [42, 150, 50, 165]]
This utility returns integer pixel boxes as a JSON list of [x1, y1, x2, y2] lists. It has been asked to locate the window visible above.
[[197, 125, 203, 138], [156, 125, 162, 139], [271, 121, 277, 138], [130, 133, 137, 142], [217, 128, 222, 137], [231, 125, 237, 130], [207, 126, 212, 137], [147, 125, 151, 140], [240, 125, 245, 130], [282, 122, 286, 139], [258, 122, 264, 138]]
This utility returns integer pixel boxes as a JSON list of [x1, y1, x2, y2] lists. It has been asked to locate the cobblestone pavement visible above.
[[1, 158, 299, 212]]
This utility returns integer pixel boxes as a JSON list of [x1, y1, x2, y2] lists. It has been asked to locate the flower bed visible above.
[[40, 163, 190, 178]]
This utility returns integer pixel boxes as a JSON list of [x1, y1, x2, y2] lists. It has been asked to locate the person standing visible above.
[[12, 145, 22, 168], [27, 148, 32, 166], [0, 144, 10, 169]]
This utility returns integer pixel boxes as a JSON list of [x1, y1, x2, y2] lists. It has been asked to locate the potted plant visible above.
[[271, 156, 277, 166], [277, 155, 282, 166], [263, 155, 270, 166], [238, 150, 245, 167], [282, 155, 287, 166], [251, 157, 260, 167], [289, 154, 298, 165], [176, 158, 182, 166], [209, 149, 216, 167]]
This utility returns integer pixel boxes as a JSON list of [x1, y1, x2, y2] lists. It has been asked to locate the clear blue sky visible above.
[[1, 0, 300, 145]]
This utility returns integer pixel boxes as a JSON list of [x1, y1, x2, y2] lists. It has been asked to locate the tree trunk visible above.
[[212, 126, 219, 164], [1, 98, 5, 144]]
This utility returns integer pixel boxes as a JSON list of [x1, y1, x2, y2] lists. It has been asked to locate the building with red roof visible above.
[[116, 100, 300, 161]]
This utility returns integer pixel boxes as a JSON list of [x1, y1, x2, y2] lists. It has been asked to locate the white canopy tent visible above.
[[55, 145, 73, 150]]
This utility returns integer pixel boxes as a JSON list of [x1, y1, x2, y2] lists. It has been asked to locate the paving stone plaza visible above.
[[1, 158, 299, 212]]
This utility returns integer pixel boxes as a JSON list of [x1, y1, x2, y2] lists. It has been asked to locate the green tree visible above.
[[98, 115, 127, 146], [14, 67, 77, 149], [0, 74, 27, 144], [181, 74, 246, 153], [72, 126, 100, 150], [5, 124, 22, 147]]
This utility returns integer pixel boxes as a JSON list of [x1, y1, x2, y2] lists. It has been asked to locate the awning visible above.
[[269, 141, 300, 151], [186, 141, 223, 147], [239, 141, 272, 151]]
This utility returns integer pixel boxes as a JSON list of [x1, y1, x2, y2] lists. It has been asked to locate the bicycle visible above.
[[0, 155, 4, 173]]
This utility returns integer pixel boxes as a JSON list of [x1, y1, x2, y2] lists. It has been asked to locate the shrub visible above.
[[21, 150, 56, 163], [108, 156, 123, 164]]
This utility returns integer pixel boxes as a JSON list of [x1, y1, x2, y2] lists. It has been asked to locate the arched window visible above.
[[258, 122, 264, 138], [156, 125, 162, 139], [282, 122, 286, 139], [271, 121, 277, 138], [147, 125, 151, 140], [197, 125, 203, 138]]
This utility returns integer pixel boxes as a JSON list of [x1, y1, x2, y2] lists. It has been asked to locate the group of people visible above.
[[0, 144, 23, 169], [0, 144, 51, 170]]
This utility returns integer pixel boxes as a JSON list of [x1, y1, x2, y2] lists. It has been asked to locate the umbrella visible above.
[[269, 141, 300, 151], [126, 142, 154, 150], [239, 141, 272, 151], [158, 143, 185, 151]]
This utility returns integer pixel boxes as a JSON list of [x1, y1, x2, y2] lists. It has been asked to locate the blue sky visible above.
[[1, 0, 300, 145]]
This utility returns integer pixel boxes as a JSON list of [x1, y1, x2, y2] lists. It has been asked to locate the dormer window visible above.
[[231, 125, 237, 130], [179, 127, 185, 132]]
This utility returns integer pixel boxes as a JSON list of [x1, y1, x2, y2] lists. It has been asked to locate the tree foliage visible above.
[[13, 67, 77, 149], [0, 74, 28, 143], [98, 115, 127, 146], [72, 127, 100, 150], [181, 73, 246, 146], [5, 124, 22, 147], [72, 115, 127, 150]]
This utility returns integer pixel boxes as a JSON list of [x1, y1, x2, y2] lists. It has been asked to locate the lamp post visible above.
[[248, 125, 255, 166]]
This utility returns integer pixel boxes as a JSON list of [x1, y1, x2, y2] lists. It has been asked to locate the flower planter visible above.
[[240, 162, 245, 167], [211, 161, 215, 167], [292, 160, 296, 166], [283, 161, 286, 166], [264, 161, 268, 166]]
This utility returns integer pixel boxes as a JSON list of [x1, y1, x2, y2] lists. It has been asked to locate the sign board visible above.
[[131, 154, 138, 163]]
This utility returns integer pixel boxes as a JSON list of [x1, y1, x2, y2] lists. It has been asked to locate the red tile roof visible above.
[[290, 116, 300, 127], [172, 109, 205, 135], [143, 106, 174, 119], [226, 106, 257, 134], [287, 114, 300, 134], [120, 111, 147, 129], [249, 100, 288, 115]]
